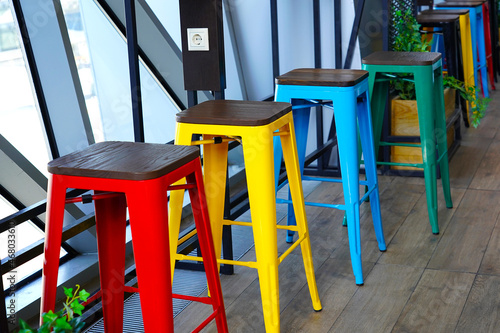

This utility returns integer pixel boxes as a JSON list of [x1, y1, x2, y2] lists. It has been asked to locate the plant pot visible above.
[[390, 87, 457, 171]]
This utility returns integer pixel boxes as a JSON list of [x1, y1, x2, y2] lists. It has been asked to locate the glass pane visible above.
[[0, 0, 51, 175], [77, 0, 180, 144], [61, 0, 103, 142]]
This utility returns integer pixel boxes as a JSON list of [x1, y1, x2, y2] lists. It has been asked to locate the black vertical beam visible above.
[[11, 0, 60, 158], [271, 0, 280, 80], [334, 0, 342, 69], [187, 90, 198, 108], [313, 0, 321, 68], [124, 0, 145, 142], [344, 0, 366, 69], [489, 0, 499, 80], [383, 0, 389, 51]]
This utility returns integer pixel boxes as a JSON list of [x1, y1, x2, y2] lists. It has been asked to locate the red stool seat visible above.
[[41, 141, 228, 333]]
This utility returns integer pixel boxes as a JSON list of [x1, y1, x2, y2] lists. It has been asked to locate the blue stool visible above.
[[273, 68, 386, 286], [435, 1, 489, 98]]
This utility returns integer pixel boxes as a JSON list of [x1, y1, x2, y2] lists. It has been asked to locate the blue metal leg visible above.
[[333, 91, 363, 285], [476, 7, 490, 97], [286, 102, 310, 243], [357, 90, 386, 252]]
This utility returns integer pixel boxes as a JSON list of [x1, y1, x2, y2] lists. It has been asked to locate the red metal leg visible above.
[[186, 160, 228, 333], [40, 175, 68, 324], [484, 3, 496, 90], [126, 180, 174, 333], [94, 192, 127, 333]]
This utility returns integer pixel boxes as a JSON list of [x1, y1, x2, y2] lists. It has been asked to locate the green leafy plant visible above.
[[391, 7, 489, 127], [443, 75, 490, 128], [18, 285, 90, 333]]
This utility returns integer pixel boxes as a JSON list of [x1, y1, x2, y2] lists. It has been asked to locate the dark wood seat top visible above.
[[419, 9, 470, 15], [48, 141, 200, 180], [176, 100, 292, 126], [435, 1, 484, 8], [417, 13, 460, 23], [275, 68, 369, 87], [362, 51, 442, 66]]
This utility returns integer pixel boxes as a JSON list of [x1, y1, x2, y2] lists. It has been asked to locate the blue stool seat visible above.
[[273, 68, 386, 285]]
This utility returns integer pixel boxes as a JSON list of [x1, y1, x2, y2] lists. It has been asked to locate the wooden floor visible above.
[[174, 89, 500, 332]]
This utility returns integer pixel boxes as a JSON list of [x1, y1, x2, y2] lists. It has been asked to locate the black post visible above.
[[383, 0, 389, 51], [271, 0, 280, 80], [334, 0, 342, 69], [313, 0, 321, 68], [124, 0, 144, 142]]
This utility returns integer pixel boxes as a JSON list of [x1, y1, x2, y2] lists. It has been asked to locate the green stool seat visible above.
[[362, 51, 453, 234]]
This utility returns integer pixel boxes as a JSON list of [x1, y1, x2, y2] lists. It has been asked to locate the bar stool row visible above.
[[40, 51, 455, 332]]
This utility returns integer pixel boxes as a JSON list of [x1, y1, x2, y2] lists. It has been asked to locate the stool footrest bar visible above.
[[273, 131, 291, 137], [277, 198, 345, 210], [379, 141, 422, 148], [172, 294, 212, 304], [191, 310, 221, 333], [360, 185, 376, 203], [191, 137, 235, 145], [65, 192, 121, 204], [278, 234, 307, 264], [167, 183, 196, 191], [376, 161, 423, 168], [302, 176, 342, 183]]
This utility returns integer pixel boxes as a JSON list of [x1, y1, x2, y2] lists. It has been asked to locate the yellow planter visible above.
[[390, 88, 456, 170]]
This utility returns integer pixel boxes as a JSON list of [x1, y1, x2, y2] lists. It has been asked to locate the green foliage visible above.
[[390, 8, 430, 100], [18, 285, 90, 333], [443, 76, 490, 128], [391, 7, 488, 127], [392, 9, 431, 52]]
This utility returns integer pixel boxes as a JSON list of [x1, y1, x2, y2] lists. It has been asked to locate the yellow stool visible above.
[[421, 9, 476, 122], [169, 100, 322, 332]]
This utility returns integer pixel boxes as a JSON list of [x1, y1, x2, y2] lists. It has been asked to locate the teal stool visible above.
[[362, 51, 453, 234], [273, 68, 387, 285]]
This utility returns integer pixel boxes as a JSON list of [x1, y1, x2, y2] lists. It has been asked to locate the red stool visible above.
[[41, 141, 228, 333]]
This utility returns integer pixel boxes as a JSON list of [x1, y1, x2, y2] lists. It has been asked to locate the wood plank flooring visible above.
[[173, 90, 500, 332]]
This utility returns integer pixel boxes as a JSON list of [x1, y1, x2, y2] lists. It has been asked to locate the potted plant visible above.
[[18, 285, 90, 333], [389, 8, 490, 169]]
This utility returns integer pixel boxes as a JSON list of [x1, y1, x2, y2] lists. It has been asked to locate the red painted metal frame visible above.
[[41, 157, 227, 332]]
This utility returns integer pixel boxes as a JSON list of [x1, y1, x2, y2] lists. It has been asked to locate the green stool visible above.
[[362, 51, 453, 234]]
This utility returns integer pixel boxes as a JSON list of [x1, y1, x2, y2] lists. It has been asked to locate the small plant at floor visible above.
[[18, 285, 90, 333], [391, 7, 489, 127]]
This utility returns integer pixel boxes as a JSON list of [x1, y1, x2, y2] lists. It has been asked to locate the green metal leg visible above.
[[415, 67, 440, 234], [434, 68, 453, 209]]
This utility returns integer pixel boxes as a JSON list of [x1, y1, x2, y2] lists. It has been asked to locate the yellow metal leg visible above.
[[242, 126, 281, 332], [459, 13, 476, 118], [167, 126, 197, 278], [201, 134, 228, 262], [279, 118, 322, 312]]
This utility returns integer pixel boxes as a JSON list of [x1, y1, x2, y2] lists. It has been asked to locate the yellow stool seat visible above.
[[169, 100, 322, 332]]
